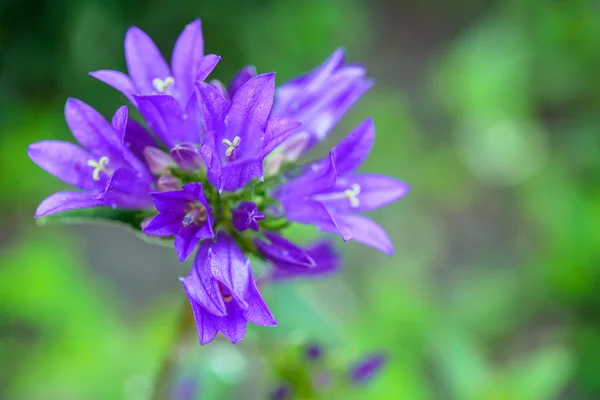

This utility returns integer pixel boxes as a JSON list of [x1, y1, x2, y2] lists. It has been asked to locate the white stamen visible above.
[[152, 76, 175, 93], [313, 183, 361, 208], [221, 136, 241, 157], [87, 156, 110, 181]]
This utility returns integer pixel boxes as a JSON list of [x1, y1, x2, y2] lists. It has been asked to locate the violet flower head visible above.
[[181, 233, 277, 344], [349, 353, 387, 384], [28, 99, 154, 217], [143, 183, 214, 262], [231, 201, 265, 232], [274, 118, 410, 254]]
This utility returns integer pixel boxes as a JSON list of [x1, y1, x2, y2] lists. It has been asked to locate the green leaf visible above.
[[36, 207, 172, 247]]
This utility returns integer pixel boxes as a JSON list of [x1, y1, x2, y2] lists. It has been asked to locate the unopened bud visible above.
[[157, 174, 181, 192], [170, 143, 203, 171], [144, 146, 173, 175]]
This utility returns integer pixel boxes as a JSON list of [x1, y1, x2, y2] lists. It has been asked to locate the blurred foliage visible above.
[[1, 0, 600, 399]]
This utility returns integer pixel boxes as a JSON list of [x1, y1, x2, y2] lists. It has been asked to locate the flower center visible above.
[[221, 136, 241, 158], [87, 156, 111, 181], [312, 183, 361, 208], [182, 202, 207, 227], [152, 76, 175, 93]]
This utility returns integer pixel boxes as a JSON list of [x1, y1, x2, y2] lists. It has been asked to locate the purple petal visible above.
[[64, 98, 123, 157], [263, 117, 302, 156], [209, 232, 250, 308], [195, 54, 221, 83], [271, 240, 340, 281], [243, 270, 277, 326], [196, 82, 229, 134], [28, 140, 96, 190], [142, 212, 181, 236], [342, 174, 410, 212], [331, 118, 374, 175], [171, 19, 205, 105], [218, 158, 263, 192], [184, 292, 219, 345], [255, 232, 316, 270], [125, 26, 171, 94], [320, 213, 394, 255], [180, 242, 227, 316], [229, 72, 275, 131], [123, 119, 159, 161], [350, 353, 387, 383], [149, 189, 191, 214], [228, 65, 257, 98], [89, 70, 137, 104], [110, 106, 129, 139], [207, 302, 248, 344], [35, 191, 106, 218], [174, 224, 201, 262], [97, 168, 153, 208], [135, 95, 197, 147]]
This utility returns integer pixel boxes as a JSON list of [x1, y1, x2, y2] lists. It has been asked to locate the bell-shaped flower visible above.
[[180, 232, 277, 344], [143, 183, 214, 262], [28, 99, 155, 217], [274, 119, 410, 254]]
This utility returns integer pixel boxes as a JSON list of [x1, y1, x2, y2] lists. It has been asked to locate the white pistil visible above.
[[221, 136, 241, 157], [313, 183, 361, 208], [152, 76, 175, 93], [87, 156, 110, 181]]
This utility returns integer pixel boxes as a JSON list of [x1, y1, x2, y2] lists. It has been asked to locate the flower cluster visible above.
[[28, 20, 409, 345]]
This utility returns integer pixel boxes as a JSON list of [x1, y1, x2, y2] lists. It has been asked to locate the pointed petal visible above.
[[255, 232, 316, 270], [195, 82, 229, 134], [228, 65, 257, 98], [174, 224, 202, 262], [195, 54, 220, 82], [110, 106, 129, 139], [243, 271, 277, 326], [28, 140, 96, 190], [208, 303, 248, 344], [209, 232, 250, 308], [218, 158, 263, 192], [149, 189, 189, 214], [142, 212, 181, 236], [320, 213, 394, 255], [180, 242, 227, 316], [135, 94, 197, 147], [344, 174, 409, 212], [123, 119, 159, 161], [183, 292, 219, 345], [89, 70, 137, 104], [229, 72, 275, 131], [270, 240, 340, 281], [65, 98, 123, 156], [97, 168, 153, 208], [171, 19, 205, 104], [331, 118, 374, 175], [263, 117, 301, 156], [125, 26, 171, 94], [35, 191, 106, 218]]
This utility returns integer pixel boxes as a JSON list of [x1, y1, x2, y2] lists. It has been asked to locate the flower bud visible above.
[[170, 143, 204, 171], [144, 146, 173, 175], [157, 174, 181, 192]]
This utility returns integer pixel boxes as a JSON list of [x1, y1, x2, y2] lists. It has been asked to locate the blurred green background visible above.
[[1, 0, 600, 398]]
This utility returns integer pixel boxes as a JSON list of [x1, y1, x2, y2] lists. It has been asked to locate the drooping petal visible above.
[[243, 271, 277, 326], [228, 65, 257, 98], [180, 242, 227, 316], [229, 73, 275, 131], [135, 95, 197, 147], [263, 117, 302, 156], [207, 302, 248, 344], [184, 292, 219, 345], [255, 232, 316, 270], [89, 70, 137, 104], [330, 118, 374, 175], [28, 140, 96, 190], [125, 26, 171, 94], [175, 224, 202, 262], [171, 19, 205, 104], [270, 240, 340, 281], [34, 191, 106, 218], [209, 232, 250, 308], [319, 213, 394, 255]]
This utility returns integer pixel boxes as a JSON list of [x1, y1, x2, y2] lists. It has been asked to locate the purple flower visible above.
[[196, 73, 300, 191], [270, 384, 292, 400], [305, 343, 323, 361], [255, 232, 316, 271], [269, 240, 340, 281], [274, 119, 410, 254], [91, 20, 219, 148], [143, 183, 214, 262], [349, 353, 386, 384], [267, 49, 372, 167], [231, 201, 265, 232], [28, 99, 154, 217], [181, 233, 277, 344]]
